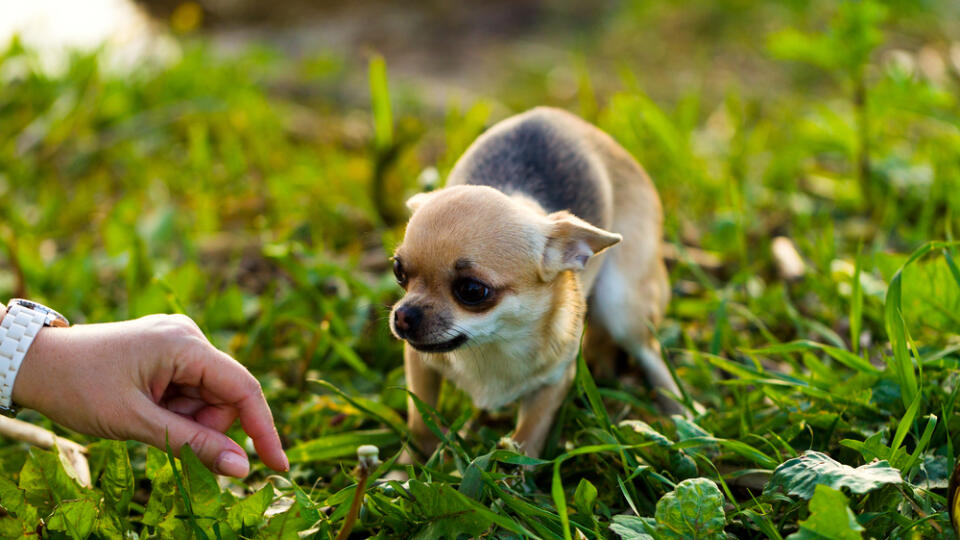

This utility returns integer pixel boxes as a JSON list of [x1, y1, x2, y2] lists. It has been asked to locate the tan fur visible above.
[[393, 107, 680, 459]]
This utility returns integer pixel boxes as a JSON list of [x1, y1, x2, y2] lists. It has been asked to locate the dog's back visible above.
[[447, 107, 613, 231]]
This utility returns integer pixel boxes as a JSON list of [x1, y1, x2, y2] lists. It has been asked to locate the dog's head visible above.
[[389, 185, 621, 353]]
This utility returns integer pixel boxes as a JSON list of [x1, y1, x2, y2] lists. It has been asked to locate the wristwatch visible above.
[[0, 299, 70, 417]]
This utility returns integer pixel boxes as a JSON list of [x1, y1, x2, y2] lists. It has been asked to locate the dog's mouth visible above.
[[406, 334, 468, 353]]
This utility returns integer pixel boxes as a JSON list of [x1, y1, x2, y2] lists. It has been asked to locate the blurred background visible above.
[[3, 0, 958, 331], [2, 1, 960, 536]]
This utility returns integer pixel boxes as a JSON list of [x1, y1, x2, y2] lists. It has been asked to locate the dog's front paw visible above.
[[395, 447, 417, 466], [383, 469, 410, 483]]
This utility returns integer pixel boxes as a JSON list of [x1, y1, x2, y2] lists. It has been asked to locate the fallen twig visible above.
[[0, 416, 90, 487]]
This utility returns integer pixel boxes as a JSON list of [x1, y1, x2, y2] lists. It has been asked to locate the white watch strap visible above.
[[0, 304, 48, 408]]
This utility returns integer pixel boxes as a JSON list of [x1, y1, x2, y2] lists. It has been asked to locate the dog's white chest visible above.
[[423, 340, 570, 410]]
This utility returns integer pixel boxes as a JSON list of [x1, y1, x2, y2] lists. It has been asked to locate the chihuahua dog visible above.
[[389, 107, 680, 458]]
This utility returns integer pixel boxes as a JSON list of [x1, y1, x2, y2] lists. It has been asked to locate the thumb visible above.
[[140, 402, 251, 477]]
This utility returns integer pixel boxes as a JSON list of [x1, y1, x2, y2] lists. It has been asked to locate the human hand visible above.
[[11, 313, 288, 477]]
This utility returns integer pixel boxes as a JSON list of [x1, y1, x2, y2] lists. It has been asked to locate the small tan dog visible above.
[[389, 107, 680, 458]]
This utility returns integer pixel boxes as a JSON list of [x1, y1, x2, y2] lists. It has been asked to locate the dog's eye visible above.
[[392, 258, 407, 286], [453, 278, 490, 306]]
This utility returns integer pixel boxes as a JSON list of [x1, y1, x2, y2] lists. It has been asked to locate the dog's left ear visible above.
[[539, 211, 622, 281]]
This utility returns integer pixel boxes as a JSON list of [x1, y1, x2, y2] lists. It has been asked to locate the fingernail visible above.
[[216, 452, 249, 478], [282, 453, 290, 472]]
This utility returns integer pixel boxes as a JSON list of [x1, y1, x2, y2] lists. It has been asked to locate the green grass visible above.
[[2, 1, 960, 538]]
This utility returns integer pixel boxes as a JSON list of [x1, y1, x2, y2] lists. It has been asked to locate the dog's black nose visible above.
[[394, 305, 423, 336]]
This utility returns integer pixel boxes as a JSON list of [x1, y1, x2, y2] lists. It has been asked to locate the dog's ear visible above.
[[406, 191, 437, 213], [539, 211, 622, 281]]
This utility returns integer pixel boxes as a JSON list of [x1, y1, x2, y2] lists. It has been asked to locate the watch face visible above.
[[7, 299, 70, 327], [10, 299, 42, 311]]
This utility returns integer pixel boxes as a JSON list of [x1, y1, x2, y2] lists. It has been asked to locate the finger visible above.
[[178, 346, 288, 472], [164, 396, 207, 417], [234, 385, 288, 472], [194, 404, 238, 433], [164, 398, 238, 433], [137, 398, 250, 477]]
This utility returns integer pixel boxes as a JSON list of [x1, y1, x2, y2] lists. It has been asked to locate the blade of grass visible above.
[[672, 437, 778, 469], [165, 441, 209, 540], [891, 392, 922, 467], [368, 54, 392, 151], [882, 241, 960, 404], [942, 248, 960, 289], [851, 243, 864, 355], [746, 340, 880, 374], [885, 271, 917, 408], [308, 379, 409, 441], [901, 415, 937, 475], [446, 488, 534, 537], [743, 509, 786, 540], [710, 297, 728, 356], [287, 429, 398, 463], [650, 333, 696, 415], [617, 475, 641, 516], [485, 479, 565, 539], [552, 444, 629, 540], [401, 389, 471, 463], [575, 348, 613, 431], [729, 302, 782, 346]]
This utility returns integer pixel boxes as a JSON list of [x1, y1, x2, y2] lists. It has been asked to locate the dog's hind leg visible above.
[[590, 255, 685, 415]]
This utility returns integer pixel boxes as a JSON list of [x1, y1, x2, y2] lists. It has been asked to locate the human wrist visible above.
[[0, 299, 73, 415], [10, 325, 67, 412]]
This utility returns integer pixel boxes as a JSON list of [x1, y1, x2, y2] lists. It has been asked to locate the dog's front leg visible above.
[[511, 360, 576, 458], [404, 344, 442, 460]]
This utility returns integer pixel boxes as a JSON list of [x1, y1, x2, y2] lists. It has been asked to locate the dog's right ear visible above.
[[406, 191, 436, 213]]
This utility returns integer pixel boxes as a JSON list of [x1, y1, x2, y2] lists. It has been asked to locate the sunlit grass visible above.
[[2, 1, 960, 537]]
